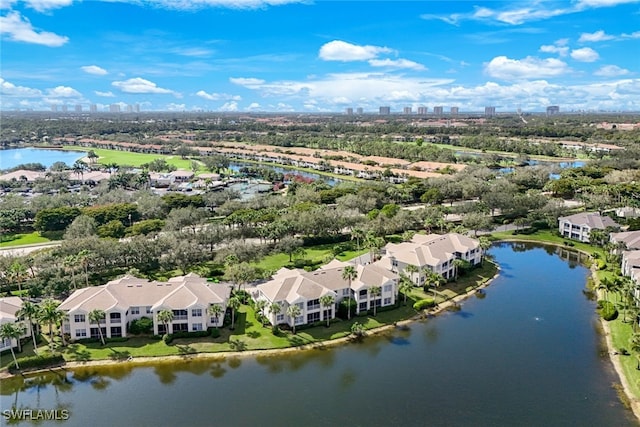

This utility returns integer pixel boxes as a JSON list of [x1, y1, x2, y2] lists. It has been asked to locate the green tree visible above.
[[268, 302, 282, 326], [0, 322, 24, 369], [341, 266, 357, 320], [157, 309, 174, 336], [9, 260, 28, 293], [369, 286, 382, 316], [404, 264, 420, 285], [17, 301, 41, 354], [398, 274, 413, 305], [350, 321, 365, 338], [320, 294, 336, 327], [88, 309, 106, 346], [208, 304, 224, 327], [38, 299, 64, 350], [630, 332, 640, 370], [255, 300, 267, 327], [228, 296, 241, 330], [286, 304, 302, 334]]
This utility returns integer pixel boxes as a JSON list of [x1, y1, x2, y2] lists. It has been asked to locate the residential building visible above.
[[610, 231, 640, 252], [345, 108, 353, 115], [356, 107, 363, 115], [59, 273, 231, 340], [379, 106, 391, 115], [450, 107, 459, 115], [433, 106, 443, 116], [485, 106, 496, 117], [403, 107, 412, 115], [380, 233, 482, 284], [558, 212, 619, 243], [0, 297, 31, 352], [75, 104, 82, 113], [109, 104, 121, 113], [615, 207, 640, 218], [417, 107, 428, 115], [546, 106, 560, 115], [254, 262, 398, 327], [90, 104, 97, 113]]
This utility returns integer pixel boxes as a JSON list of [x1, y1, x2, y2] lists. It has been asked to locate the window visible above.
[[383, 284, 392, 293], [109, 312, 121, 323], [173, 323, 188, 332], [192, 308, 202, 317], [307, 312, 320, 323], [130, 307, 140, 315], [173, 310, 188, 320], [110, 327, 122, 337], [75, 329, 87, 338], [294, 316, 304, 325], [342, 289, 350, 296], [307, 299, 320, 310], [276, 314, 285, 322], [359, 302, 367, 311], [146, 306, 152, 314], [192, 323, 203, 331], [74, 314, 85, 323], [295, 303, 303, 310], [383, 297, 392, 305]]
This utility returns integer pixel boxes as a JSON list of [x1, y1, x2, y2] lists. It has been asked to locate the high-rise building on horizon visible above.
[[450, 107, 459, 116], [51, 105, 58, 112], [345, 107, 353, 115], [433, 106, 443, 116], [546, 105, 560, 115], [110, 104, 121, 113], [90, 104, 97, 113], [356, 107, 363, 115], [75, 104, 82, 113], [417, 106, 428, 115], [379, 106, 391, 115], [485, 106, 496, 117], [61, 105, 68, 113], [403, 107, 412, 115]]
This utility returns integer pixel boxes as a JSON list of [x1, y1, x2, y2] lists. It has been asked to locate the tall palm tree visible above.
[[255, 300, 267, 327], [369, 286, 382, 316], [228, 296, 241, 330], [0, 322, 24, 369], [157, 309, 174, 336], [351, 227, 366, 251], [320, 294, 336, 327], [88, 309, 106, 346], [630, 332, 640, 370], [268, 302, 282, 326], [208, 304, 224, 327], [341, 266, 357, 320], [63, 255, 78, 290], [39, 299, 64, 350], [404, 264, 420, 285], [9, 260, 27, 293], [18, 301, 41, 354], [77, 250, 92, 287], [398, 274, 413, 305], [286, 305, 302, 334]]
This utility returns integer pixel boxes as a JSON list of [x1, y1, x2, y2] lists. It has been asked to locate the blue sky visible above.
[[1, 0, 639, 113]]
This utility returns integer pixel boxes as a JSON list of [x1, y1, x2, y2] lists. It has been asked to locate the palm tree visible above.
[[404, 264, 420, 285], [9, 260, 27, 293], [255, 300, 267, 327], [228, 296, 241, 330], [63, 255, 79, 290], [351, 228, 366, 251], [398, 274, 413, 305], [478, 236, 491, 263], [77, 250, 92, 287], [18, 301, 41, 354], [286, 305, 302, 334], [39, 299, 64, 350], [365, 233, 385, 262], [369, 286, 382, 316], [598, 277, 614, 303], [320, 294, 336, 327], [157, 309, 174, 336], [208, 304, 224, 327], [341, 266, 357, 320], [0, 322, 24, 369], [88, 309, 106, 346], [630, 332, 640, 370], [268, 302, 282, 326]]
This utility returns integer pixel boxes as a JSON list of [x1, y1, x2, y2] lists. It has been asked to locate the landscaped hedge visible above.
[[598, 300, 618, 321], [337, 298, 356, 319], [8, 354, 65, 373], [413, 298, 436, 311], [128, 317, 153, 335], [162, 330, 211, 344]]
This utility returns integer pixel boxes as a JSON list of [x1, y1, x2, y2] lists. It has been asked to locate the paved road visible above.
[[0, 242, 61, 257]]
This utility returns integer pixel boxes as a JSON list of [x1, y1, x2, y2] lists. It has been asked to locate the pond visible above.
[[0, 148, 88, 171], [229, 161, 341, 187], [1, 243, 636, 426]]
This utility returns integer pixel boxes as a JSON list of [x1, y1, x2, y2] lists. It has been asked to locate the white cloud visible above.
[[246, 102, 261, 111], [622, 31, 640, 39], [318, 40, 393, 61], [485, 56, 570, 80], [47, 86, 81, 98], [172, 47, 214, 57], [218, 101, 239, 111], [166, 103, 186, 111], [112, 77, 177, 95], [0, 11, 68, 47], [229, 77, 266, 87], [81, 65, 108, 75], [143, 0, 306, 10], [594, 65, 630, 76], [571, 47, 600, 62], [195, 90, 241, 101], [578, 30, 615, 42], [0, 77, 42, 97], [23, 0, 74, 12], [368, 58, 426, 70], [94, 90, 115, 97], [539, 45, 569, 56]]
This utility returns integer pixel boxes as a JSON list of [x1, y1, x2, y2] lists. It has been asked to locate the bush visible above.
[[413, 298, 435, 311], [210, 328, 221, 338], [128, 317, 153, 335], [8, 354, 65, 373], [163, 330, 211, 344], [596, 259, 607, 270], [598, 300, 618, 321], [337, 298, 356, 319]]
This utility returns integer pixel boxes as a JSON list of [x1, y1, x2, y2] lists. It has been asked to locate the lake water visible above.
[[229, 161, 341, 187], [1, 243, 635, 426], [0, 148, 88, 171]]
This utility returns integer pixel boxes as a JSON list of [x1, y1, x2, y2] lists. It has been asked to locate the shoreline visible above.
[[0, 270, 499, 380]]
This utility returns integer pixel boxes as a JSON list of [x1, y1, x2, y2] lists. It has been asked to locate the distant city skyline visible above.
[[1, 1, 639, 113]]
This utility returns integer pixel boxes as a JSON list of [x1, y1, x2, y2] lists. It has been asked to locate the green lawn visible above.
[[63, 146, 196, 170], [252, 244, 368, 272], [607, 312, 640, 400], [0, 231, 51, 248], [489, 229, 605, 258]]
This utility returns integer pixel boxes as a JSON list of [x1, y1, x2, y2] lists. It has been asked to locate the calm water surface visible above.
[[0, 148, 87, 171], [1, 243, 636, 426]]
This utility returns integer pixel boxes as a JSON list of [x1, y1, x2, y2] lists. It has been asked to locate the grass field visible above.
[[0, 231, 51, 248], [63, 146, 196, 170], [252, 244, 369, 272]]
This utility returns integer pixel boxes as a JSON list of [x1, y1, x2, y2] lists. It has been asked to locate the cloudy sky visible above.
[[1, 0, 639, 113]]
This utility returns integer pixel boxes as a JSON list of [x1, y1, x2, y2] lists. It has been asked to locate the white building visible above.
[[0, 297, 31, 352], [558, 212, 619, 243], [610, 231, 640, 252], [380, 233, 483, 284], [59, 273, 231, 340]]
